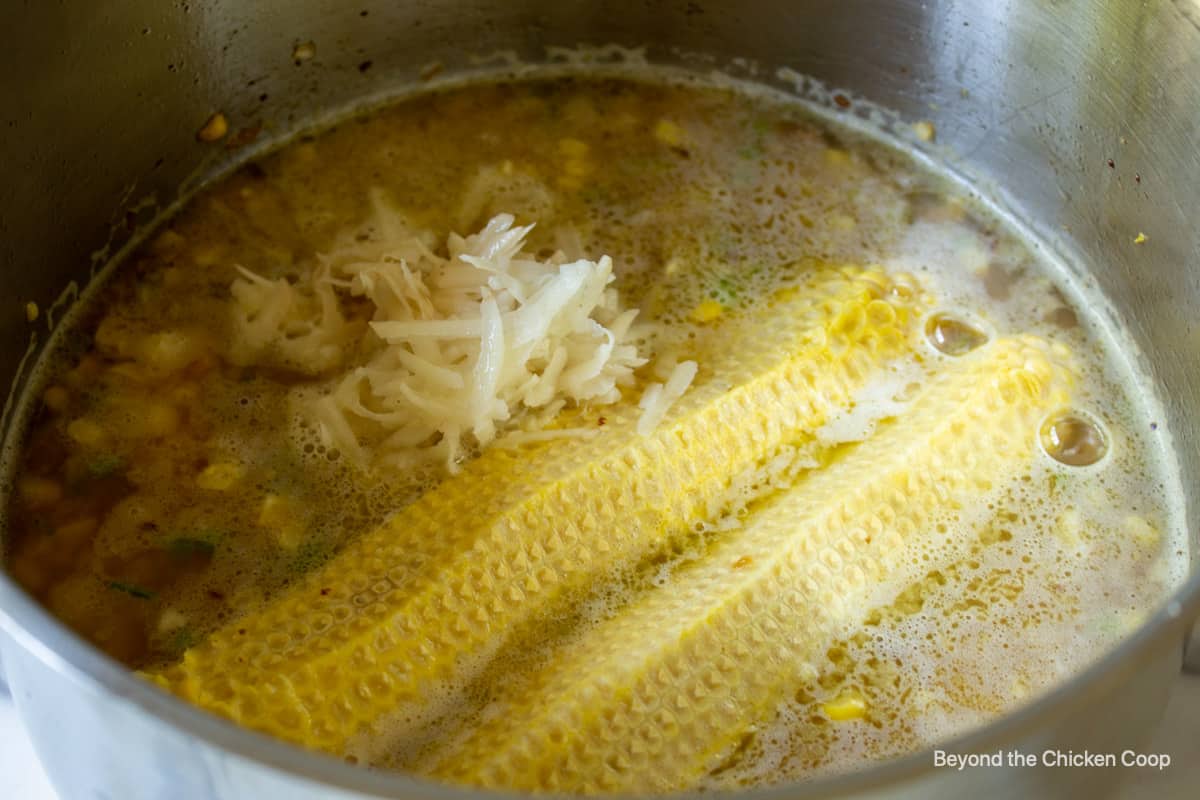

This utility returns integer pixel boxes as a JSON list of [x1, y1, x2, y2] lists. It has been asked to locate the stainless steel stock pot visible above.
[[1, 2, 1198, 798]]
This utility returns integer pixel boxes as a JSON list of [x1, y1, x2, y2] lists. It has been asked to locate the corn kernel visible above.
[[653, 119, 684, 147], [56, 518, 98, 546], [558, 137, 590, 158], [160, 267, 184, 287], [274, 527, 304, 550], [824, 147, 850, 167], [151, 230, 186, 253], [258, 494, 303, 549], [108, 362, 151, 383], [690, 300, 724, 323], [191, 242, 224, 267], [196, 112, 228, 143], [94, 316, 138, 360], [43, 385, 70, 413], [157, 608, 189, 635], [8, 556, 48, 594], [1054, 506, 1084, 548], [258, 494, 289, 526], [771, 286, 799, 304], [138, 404, 181, 438], [291, 41, 316, 62], [25, 301, 38, 323], [19, 477, 63, 509], [823, 692, 867, 721], [171, 383, 200, 406], [564, 159, 592, 178], [67, 418, 106, 448], [832, 214, 856, 232], [197, 462, 245, 491], [139, 330, 201, 374], [912, 120, 936, 143], [1123, 514, 1160, 547]]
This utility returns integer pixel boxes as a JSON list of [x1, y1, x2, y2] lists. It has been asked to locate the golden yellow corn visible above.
[[66, 418, 106, 448], [558, 137, 590, 158], [150, 265, 926, 757], [426, 336, 1072, 794], [653, 119, 685, 147], [823, 692, 868, 721], [18, 477, 63, 510], [42, 385, 70, 413], [196, 462, 244, 491], [689, 299, 723, 323], [257, 494, 303, 550]]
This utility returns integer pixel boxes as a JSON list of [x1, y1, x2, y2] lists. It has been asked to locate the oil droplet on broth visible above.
[[924, 313, 988, 356], [1040, 410, 1108, 467]]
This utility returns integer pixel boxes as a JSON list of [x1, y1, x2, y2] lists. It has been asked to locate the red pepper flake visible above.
[[1135, 173, 1141, 184], [1106, 158, 1115, 168], [320, 587, 331, 596], [833, 94, 851, 109], [597, 416, 607, 427], [207, 589, 226, 600]]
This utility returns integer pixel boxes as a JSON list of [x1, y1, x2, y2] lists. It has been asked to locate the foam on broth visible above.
[[0, 74, 1187, 789]]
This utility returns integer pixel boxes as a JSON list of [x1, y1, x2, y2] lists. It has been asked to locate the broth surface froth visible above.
[[1, 75, 1185, 794]]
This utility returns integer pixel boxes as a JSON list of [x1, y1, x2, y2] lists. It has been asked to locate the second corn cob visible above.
[[425, 335, 1073, 794]]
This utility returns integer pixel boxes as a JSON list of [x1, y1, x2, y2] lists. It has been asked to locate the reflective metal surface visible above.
[[1, 2, 1198, 799]]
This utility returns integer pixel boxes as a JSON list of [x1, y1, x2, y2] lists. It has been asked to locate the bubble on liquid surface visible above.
[[924, 313, 988, 356], [1040, 410, 1108, 467]]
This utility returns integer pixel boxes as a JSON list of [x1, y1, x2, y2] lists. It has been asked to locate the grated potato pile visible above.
[[229, 191, 693, 471]]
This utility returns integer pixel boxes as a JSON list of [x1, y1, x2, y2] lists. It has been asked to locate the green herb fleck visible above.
[[286, 538, 335, 576], [1048, 472, 1072, 496], [88, 454, 125, 478], [107, 580, 156, 600], [714, 277, 740, 303], [167, 626, 199, 655], [165, 537, 217, 561]]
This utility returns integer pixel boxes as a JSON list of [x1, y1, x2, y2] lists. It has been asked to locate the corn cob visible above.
[[426, 336, 1073, 794], [150, 264, 926, 756]]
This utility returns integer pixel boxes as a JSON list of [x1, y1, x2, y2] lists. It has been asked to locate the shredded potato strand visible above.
[[230, 198, 656, 471]]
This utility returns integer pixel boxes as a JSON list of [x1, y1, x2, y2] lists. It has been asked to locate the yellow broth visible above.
[[1, 76, 1185, 788]]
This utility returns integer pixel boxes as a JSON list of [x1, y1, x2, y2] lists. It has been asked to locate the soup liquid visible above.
[[1, 76, 1186, 789]]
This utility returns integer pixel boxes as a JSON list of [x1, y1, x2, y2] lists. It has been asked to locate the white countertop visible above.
[[3, 674, 1197, 799]]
